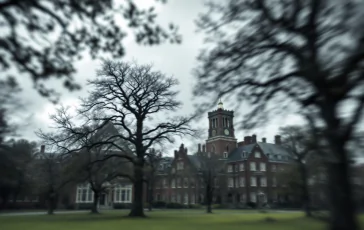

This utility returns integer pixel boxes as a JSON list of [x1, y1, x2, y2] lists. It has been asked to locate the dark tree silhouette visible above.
[[279, 125, 315, 217], [38, 60, 196, 217], [194, 1, 364, 229], [144, 148, 162, 212], [0, 0, 180, 102], [196, 152, 221, 213]]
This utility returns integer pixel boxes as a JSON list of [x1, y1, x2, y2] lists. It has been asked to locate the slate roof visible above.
[[187, 155, 201, 169], [227, 142, 292, 163]]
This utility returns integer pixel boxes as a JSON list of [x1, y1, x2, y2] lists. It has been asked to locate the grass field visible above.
[[0, 209, 343, 230]]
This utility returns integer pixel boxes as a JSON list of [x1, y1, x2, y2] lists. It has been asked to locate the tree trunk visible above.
[[128, 162, 145, 217], [206, 185, 212, 213], [91, 192, 99, 214], [147, 180, 153, 212], [47, 196, 56, 215], [327, 160, 358, 230], [300, 164, 311, 217]]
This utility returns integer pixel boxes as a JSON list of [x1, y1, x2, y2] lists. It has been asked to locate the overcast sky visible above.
[[13, 0, 304, 156]]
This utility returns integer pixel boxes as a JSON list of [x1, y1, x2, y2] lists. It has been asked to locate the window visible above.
[[76, 184, 93, 203], [255, 151, 261, 158], [177, 178, 182, 188], [235, 177, 239, 188], [177, 162, 184, 170], [250, 162, 256, 171], [226, 145, 229, 152], [260, 162, 266, 171], [184, 194, 189, 204], [228, 178, 234, 187], [190, 178, 195, 187], [163, 178, 168, 188], [191, 194, 195, 204], [227, 165, 233, 172], [171, 193, 176, 202], [250, 192, 256, 202], [266, 154, 270, 159], [271, 165, 276, 172], [260, 177, 267, 187], [239, 163, 245, 171], [177, 194, 181, 203], [114, 185, 132, 203], [171, 179, 176, 188], [234, 164, 239, 172], [212, 145, 216, 153], [239, 177, 245, 187], [272, 177, 277, 187], [183, 178, 189, 188], [171, 168, 176, 174], [200, 178, 204, 188], [214, 178, 219, 187], [241, 193, 246, 202], [250, 176, 257, 187], [223, 152, 228, 158], [207, 152, 211, 158]]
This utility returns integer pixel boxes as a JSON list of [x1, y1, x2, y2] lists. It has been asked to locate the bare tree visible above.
[[194, 1, 364, 229], [279, 126, 314, 217], [0, 0, 181, 102], [196, 152, 221, 213], [38, 60, 196, 217], [144, 148, 162, 212], [33, 148, 73, 215]]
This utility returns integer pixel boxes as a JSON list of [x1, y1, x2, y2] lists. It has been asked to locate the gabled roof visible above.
[[187, 155, 201, 169], [227, 142, 292, 163]]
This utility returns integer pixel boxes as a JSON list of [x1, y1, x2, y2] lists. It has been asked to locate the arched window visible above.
[[211, 145, 216, 153], [226, 145, 229, 152]]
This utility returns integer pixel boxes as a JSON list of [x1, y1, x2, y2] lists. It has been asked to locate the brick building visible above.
[[154, 101, 293, 206]]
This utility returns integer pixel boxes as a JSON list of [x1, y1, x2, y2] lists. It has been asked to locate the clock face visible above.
[[224, 129, 230, 135], [212, 130, 216, 136]]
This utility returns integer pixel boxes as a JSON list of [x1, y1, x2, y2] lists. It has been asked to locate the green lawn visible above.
[[0, 209, 342, 230]]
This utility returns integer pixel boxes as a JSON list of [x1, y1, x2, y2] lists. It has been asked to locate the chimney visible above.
[[262, 138, 266, 143], [252, 134, 257, 143], [202, 144, 206, 152], [275, 135, 281, 145], [185, 148, 188, 155], [174, 150, 178, 158], [244, 136, 250, 145], [198, 144, 201, 152], [40, 145, 45, 153]]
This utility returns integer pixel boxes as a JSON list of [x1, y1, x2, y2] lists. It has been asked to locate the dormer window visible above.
[[254, 151, 261, 158], [177, 162, 184, 170]]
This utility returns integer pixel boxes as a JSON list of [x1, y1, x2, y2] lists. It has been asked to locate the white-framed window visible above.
[[239, 163, 245, 171], [260, 162, 266, 171], [235, 177, 239, 188], [177, 193, 181, 203], [163, 178, 168, 188], [171, 179, 176, 188], [271, 165, 276, 172], [223, 152, 228, 158], [239, 177, 245, 187], [191, 194, 195, 204], [177, 162, 184, 170], [190, 178, 195, 187], [250, 192, 257, 202], [272, 177, 277, 187], [114, 185, 132, 203], [260, 177, 267, 187], [171, 194, 176, 202], [255, 151, 261, 158], [250, 176, 257, 187], [250, 162, 256, 171], [184, 194, 189, 204], [177, 178, 182, 188], [227, 165, 233, 172], [241, 193, 246, 202], [76, 184, 94, 203], [171, 168, 175, 173], [183, 178, 189, 188], [228, 178, 234, 187]]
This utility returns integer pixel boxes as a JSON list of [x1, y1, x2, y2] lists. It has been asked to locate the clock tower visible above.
[[205, 99, 237, 158]]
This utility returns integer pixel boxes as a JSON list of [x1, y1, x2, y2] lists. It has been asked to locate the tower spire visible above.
[[218, 98, 223, 110]]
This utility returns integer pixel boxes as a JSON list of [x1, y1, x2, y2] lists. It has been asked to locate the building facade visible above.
[[153, 101, 293, 207]]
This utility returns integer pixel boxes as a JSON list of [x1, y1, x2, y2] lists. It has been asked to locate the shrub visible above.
[[188, 204, 202, 209], [165, 202, 185, 209], [152, 201, 167, 208], [246, 202, 257, 209], [113, 203, 132, 209], [212, 204, 223, 209], [77, 203, 93, 210]]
